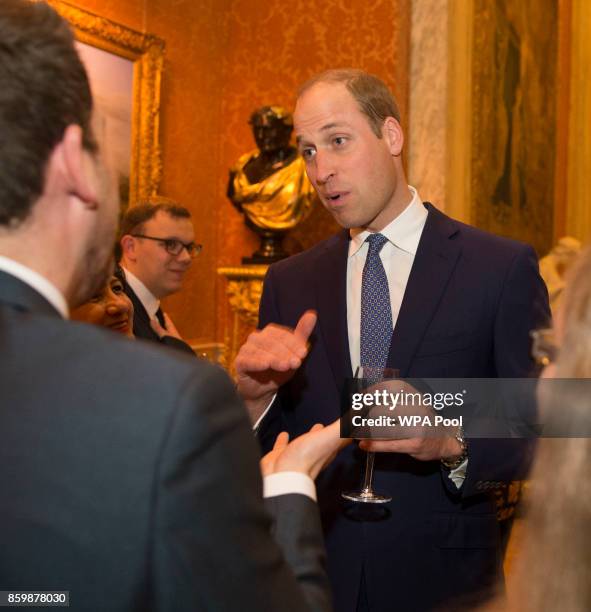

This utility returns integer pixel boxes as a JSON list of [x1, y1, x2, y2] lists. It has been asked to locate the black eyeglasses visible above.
[[131, 234, 203, 258], [530, 328, 557, 367]]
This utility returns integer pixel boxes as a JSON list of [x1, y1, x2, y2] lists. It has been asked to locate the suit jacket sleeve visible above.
[[150, 362, 331, 612], [459, 244, 550, 498], [264, 494, 332, 612], [256, 265, 288, 452], [160, 334, 196, 356]]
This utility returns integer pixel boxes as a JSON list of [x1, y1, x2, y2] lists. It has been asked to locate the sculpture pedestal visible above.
[[218, 264, 268, 376]]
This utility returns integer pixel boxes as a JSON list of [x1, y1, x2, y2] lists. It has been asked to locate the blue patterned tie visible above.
[[360, 233, 393, 370]]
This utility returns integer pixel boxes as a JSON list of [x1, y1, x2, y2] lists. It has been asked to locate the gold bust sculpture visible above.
[[227, 105, 315, 263]]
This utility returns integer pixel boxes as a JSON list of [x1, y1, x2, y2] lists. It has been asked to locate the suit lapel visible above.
[[121, 273, 159, 341], [0, 270, 62, 318], [386, 204, 462, 376], [313, 231, 353, 389]]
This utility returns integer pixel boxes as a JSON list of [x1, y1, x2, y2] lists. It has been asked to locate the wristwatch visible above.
[[441, 426, 468, 470]]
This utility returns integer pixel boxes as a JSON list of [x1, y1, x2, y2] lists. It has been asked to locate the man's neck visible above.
[[0, 254, 69, 317]]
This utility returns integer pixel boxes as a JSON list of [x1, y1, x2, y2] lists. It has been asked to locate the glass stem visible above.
[[362, 451, 376, 492]]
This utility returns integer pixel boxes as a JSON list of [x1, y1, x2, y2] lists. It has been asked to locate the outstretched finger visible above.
[[294, 310, 317, 345]]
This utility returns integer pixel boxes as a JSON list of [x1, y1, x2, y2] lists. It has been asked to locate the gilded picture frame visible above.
[[48, 1, 165, 208]]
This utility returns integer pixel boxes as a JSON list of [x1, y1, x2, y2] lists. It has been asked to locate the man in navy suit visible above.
[[235, 69, 550, 612]]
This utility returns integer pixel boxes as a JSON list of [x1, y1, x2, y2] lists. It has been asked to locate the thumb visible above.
[[294, 310, 317, 343], [272, 431, 290, 451]]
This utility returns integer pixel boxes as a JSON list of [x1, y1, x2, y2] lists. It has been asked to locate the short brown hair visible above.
[[119, 197, 191, 237], [298, 69, 401, 138], [0, 0, 97, 227]]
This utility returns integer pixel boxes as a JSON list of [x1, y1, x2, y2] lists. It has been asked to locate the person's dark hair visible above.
[[119, 197, 191, 237], [298, 69, 401, 138], [0, 0, 97, 228], [113, 264, 126, 286]]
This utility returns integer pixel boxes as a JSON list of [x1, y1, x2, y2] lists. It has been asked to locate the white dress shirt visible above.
[[0, 255, 68, 318], [121, 267, 160, 317]]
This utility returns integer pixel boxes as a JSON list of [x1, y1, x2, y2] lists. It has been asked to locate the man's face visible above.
[[294, 81, 400, 231], [128, 210, 195, 299]]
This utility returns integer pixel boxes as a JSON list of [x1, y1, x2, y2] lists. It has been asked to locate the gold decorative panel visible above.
[[472, 0, 558, 256], [218, 265, 269, 376]]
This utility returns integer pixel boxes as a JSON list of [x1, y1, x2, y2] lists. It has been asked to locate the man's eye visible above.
[[165, 240, 180, 251], [333, 136, 347, 146], [301, 148, 316, 160]]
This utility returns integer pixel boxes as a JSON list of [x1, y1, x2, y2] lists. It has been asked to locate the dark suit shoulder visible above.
[[6, 310, 223, 410], [428, 204, 536, 259], [267, 231, 347, 276]]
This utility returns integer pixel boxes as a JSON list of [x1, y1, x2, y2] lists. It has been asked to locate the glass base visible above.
[[342, 489, 392, 504]]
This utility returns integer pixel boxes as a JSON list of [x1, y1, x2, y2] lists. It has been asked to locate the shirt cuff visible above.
[[263, 471, 317, 502], [252, 393, 277, 432], [448, 458, 468, 489]]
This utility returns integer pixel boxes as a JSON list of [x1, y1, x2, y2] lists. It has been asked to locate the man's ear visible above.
[[120, 234, 137, 261], [60, 124, 99, 208], [382, 117, 404, 157]]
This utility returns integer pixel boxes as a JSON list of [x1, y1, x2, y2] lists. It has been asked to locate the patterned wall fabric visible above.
[[64, 0, 411, 344]]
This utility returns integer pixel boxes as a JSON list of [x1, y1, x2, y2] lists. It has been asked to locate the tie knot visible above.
[[366, 233, 389, 254]]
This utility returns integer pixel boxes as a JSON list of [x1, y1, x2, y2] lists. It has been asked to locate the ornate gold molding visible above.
[[48, 1, 164, 206], [218, 265, 268, 375], [218, 266, 267, 327], [565, 0, 591, 242], [446, 0, 473, 224]]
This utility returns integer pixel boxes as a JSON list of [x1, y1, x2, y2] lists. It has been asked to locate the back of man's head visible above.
[[0, 0, 96, 228]]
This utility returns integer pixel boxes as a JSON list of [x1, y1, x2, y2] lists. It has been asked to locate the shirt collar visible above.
[[348, 185, 428, 257], [122, 266, 160, 316], [0, 255, 69, 318]]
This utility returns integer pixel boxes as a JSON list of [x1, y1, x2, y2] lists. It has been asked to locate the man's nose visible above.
[[176, 246, 192, 264], [314, 150, 336, 185]]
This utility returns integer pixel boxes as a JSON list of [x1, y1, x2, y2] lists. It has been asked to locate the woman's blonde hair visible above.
[[511, 246, 591, 612]]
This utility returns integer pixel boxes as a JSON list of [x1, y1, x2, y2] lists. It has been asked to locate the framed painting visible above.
[[48, 1, 165, 210]]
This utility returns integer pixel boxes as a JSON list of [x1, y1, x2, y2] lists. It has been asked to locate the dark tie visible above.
[[360, 233, 393, 369], [155, 307, 166, 328]]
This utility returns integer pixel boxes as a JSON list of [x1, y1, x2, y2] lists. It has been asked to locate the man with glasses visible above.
[[120, 197, 201, 353]]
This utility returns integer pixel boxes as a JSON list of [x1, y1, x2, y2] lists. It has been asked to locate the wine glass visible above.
[[342, 366, 399, 504]]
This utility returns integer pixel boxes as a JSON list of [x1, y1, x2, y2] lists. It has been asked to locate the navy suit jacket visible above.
[[258, 204, 550, 612]]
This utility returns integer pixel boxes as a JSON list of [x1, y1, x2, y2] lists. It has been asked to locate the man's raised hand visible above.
[[235, 310, 317, 422]]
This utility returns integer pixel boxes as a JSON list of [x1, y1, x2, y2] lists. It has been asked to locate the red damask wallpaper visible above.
[[63, 0, 410, 346]]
